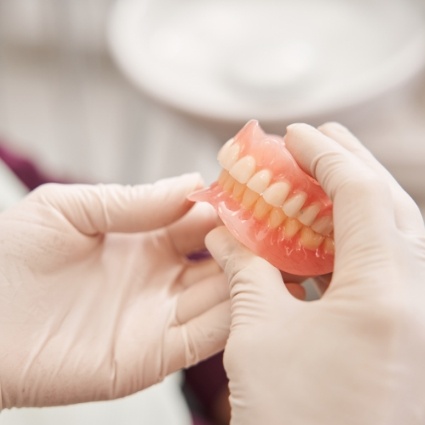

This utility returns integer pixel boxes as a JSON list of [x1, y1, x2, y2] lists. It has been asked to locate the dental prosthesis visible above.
[[190, 120, 334, 276]]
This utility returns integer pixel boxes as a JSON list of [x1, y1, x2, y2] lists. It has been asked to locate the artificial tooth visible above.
[[262, 181, 291, 207], [299, 227, 324, 251], [223, 175, 236, 192], [217, 138, 234, 165], [247, 169, 272, 194], [241, 188, 260, 209], [218, 139, 240, 170], [282, 218, 302, 238], [282, 192, 307, 217], [218, 169, 229, 187], [311, 215, 333, 236], [253, 197, 272, 220], [232, 181, 246, 200], [323, 237, 335, 254], [298, 203, 321, 226], [229, 155, 256, 183], [268, 208, 286, 229]]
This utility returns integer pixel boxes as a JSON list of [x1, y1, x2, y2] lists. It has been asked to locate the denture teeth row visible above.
[[217, 140, 334, 252], [228, 155, 307, 218], [219, 170, 334, 253]]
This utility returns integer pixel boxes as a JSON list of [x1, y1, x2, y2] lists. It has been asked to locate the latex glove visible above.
[[0, 173, 230, 409], [206, 123, 425, 425]]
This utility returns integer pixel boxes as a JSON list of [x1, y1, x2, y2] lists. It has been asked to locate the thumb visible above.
[[31, 173, 203, 235], [206, 226, 296, 317]]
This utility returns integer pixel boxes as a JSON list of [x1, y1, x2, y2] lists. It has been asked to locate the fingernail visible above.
[[319, 122, 349, 133], [286, 123, 314, 132]]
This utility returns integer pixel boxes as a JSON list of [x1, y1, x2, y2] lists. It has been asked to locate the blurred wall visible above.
[[0, 0, 222, 185]]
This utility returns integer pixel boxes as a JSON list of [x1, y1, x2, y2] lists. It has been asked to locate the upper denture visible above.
[[215, 122, 333, 243], [189, 120, 335, 275]]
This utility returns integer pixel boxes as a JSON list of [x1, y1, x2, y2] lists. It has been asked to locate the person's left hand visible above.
[[0, 174, 230, 408]]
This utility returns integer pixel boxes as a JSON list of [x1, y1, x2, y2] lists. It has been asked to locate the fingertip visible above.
[[163, 172, 205, 193], [317, 121, 350, 134], [284, 122, 327, 177], [205, 225, 228, 248], [286, 122, 316, 135]]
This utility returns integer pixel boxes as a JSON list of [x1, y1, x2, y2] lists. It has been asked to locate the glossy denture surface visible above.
[[192, 120, 334, 275]]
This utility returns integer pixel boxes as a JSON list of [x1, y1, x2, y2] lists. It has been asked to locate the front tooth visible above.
[[282, 192, 307, 217], [298, 203, 321, 226], [229, 156, 256, 183], [218, 140, 240, 170], [217, 138, 234, 165], [247, 169, 272, 194], [262, 181, 291, 207], [299, 227, 324, 251], [311, 215, 333, 236]]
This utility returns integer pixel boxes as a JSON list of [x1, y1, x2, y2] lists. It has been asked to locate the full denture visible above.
[[190, 120, 334, 276]]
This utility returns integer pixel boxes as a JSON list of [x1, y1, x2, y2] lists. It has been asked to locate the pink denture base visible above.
[[190, 120, 334, 276]]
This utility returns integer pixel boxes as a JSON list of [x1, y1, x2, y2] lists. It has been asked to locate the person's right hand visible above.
[[0, 174, 230, 409], [206, 123, 425, 425]]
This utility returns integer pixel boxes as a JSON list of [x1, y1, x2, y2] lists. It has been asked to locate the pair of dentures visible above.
[[190, 120, 334, 276]]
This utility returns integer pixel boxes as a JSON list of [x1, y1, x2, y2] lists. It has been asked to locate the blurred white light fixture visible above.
[[108, 0, 425, 124]]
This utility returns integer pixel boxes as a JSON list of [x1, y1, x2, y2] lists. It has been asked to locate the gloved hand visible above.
[[206, 123, 425, 425], [0, 173, 230, 408]]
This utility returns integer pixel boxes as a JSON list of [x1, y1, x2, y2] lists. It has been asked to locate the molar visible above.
[[218, 138, 240, 170], [323, 237, 335, 254], [282, 192, 307, 217], [247, 169, 272, 194], [298, 203, 321, 226], [229, 155, 256, 183], [262, 181, 291, 207], [311, 216, 333, 236]]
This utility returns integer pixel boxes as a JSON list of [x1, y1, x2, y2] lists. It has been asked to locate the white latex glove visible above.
[[0, 173, 230, 409], [206, 123, 425, 425]]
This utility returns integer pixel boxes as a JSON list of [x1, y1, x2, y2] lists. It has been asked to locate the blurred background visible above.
[[0, 0, 424, 198], [0, 0, 425, 424]]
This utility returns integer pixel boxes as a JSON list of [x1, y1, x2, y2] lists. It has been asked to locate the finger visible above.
[[32, 174, 203, 235], [205, 226, 297, 308], [284, 123, 397, 244], [166, 300, 231, 374], [318, 122, 425, 234], [167, 202, 219, 256], [178, 258, 222, 288], [176, 272, 229, 324]]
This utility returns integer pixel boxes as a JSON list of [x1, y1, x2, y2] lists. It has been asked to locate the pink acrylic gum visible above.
[[190, 120, 334, 276]]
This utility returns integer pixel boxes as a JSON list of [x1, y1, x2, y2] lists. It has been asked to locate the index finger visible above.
[[29, 174, 203, 235], [284, 123, 397, 245], [318, 122, 425, 235]]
